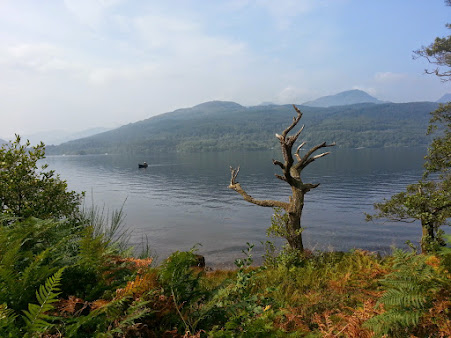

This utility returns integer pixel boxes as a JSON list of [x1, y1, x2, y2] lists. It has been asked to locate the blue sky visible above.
[[0, 0, 450, 138]]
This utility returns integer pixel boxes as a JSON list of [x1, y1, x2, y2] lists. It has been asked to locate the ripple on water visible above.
[[43, 149, 431, 265]]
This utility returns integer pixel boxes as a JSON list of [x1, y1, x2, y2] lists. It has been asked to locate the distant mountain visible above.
[[24, 127, 112, 146], [302, 89, 386, 107], [47, 100, 438, 155], [436, 93, 451, 103], [0, 138, 6, 145]]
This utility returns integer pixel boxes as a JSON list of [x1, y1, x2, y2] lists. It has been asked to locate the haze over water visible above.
[[44, 148, 433, 266]]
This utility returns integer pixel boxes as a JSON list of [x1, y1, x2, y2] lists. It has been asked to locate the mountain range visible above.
[[302, 89, 387, 107], [47, 95, 439, 155], [22, 127, 112, 146], [437, 93, 451, 103]]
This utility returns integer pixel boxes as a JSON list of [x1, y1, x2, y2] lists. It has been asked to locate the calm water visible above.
[[44, 148, 433, 266]]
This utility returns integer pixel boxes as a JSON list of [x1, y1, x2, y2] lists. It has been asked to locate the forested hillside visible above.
[[302, 89, 386, 107], [47, 101, 439, 155]]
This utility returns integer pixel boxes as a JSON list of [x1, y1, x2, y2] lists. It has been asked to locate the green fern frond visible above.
[[22, 267, 65, 334], [0, 303, 17, 329], [365, 250, 448, 336], [21, 245, 59, 289], [0, 239, 21, 289], [366, 310, 421, 335], [65, 296, 149, 336], [380, 288, 427, 308], [108, 299, 150, 335]]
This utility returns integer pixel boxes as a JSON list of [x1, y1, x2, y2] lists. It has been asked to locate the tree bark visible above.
[[229, 105, 334, 252]]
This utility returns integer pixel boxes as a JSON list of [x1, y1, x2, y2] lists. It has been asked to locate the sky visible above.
[[0, 0, 450, 138]]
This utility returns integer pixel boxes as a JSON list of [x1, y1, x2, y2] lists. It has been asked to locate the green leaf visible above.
[[22, 267, 65, 335]]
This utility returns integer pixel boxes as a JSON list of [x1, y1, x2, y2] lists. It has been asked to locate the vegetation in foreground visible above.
[[1, 3, 450, 335], [1, 130, 450, 337], [0, 217, 450, 337]]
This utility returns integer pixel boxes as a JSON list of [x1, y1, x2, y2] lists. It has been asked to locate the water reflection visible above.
[[44, 148, 434, 266]]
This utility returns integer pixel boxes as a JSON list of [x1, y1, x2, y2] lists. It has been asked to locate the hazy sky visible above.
[[1, 0, 450, 138]]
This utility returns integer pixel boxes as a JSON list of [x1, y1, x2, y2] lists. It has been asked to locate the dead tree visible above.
[[229, 105, 335, 252]]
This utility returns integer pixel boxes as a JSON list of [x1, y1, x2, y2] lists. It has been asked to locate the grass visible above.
[[1, 214, 450, 336]]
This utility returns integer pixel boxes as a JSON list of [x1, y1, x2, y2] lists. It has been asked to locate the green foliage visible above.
[[0, 304, 18, 337], [425, 102, 451, 175], [47, 102, 438, 155], [365, 250, 450, 337], [0, 135, 82, 219], [158, 247, 203, 305], [367, 180, 450, 252], [369, 3, 450, 254], [0, 210, 143, 335], [22, 268, 65, 336], [1, 132, 450, 336], [81, 201, 131, 253], [414, 1, 450, 82], [205, 243, 283, 336], [157, 247, 207, 333], [0, 217, 73, 312], [368, 103, 450, 253], [62, 205, 134, 300], [266, 207, 292, 240], [65, 296, 150, 337]]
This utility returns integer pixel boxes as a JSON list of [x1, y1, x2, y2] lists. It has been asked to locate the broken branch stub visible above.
[[228, 105, 335, 252]]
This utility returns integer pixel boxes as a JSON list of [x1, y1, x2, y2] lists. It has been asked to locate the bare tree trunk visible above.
[[229, 105, 335, 252]]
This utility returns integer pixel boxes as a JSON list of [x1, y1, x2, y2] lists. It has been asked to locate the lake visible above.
[[44, 148, 434, 267]]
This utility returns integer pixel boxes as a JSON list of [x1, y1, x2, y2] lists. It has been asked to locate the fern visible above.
[[0, 218, 71, 312], [106, 298, 150, 336], [65, 296, 149, 337], [0, 239, 21, 303], [365, 250, 446, 336], [0, 303, 17, 332], [22, 267, 65, 335]]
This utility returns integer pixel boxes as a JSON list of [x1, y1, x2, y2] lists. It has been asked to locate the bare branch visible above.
[[274, 174, 287, 182], [295, 142, 335, 170], [229, 182, 289, 209], [292, 105, 302, 115], [229, 166, 289, 208], [302, 183, 320, 192], [312, 152, 331, 160], [281, 105, 303, 138], [295, 141, 306, 161], [287, 124, 305, 146], [272, 159, 285, 170], [229, 166, 240, 185], [227, 104, 335, 252]]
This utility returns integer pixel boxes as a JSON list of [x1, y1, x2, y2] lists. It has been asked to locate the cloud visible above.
[[63, 0, 124, 28], [0, 1, 448, 137], [275, 86, 315, 103], [374, 72, 408, 82], [0, 43, 73, 73], [256, 0, 334, 30], [352, 85, 378, 96]]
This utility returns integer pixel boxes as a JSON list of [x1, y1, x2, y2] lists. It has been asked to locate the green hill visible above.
[[302, 89, 386, 107], [47, 101, 439, 155]]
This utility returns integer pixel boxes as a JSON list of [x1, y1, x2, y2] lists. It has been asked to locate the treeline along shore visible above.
[[46, 101, 439, 155]]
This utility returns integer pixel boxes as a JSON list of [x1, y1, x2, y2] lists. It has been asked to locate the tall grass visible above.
[[80, 199, 131, 252]]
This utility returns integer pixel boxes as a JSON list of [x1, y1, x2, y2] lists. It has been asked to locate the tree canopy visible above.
[[414, 0, 451, 80], [425, 103, 451, 174], [0, 135, 82, 220], [369, 3, 451, 252]]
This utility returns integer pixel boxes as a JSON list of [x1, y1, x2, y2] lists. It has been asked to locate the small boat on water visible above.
[[138, 162, 148, 168]]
